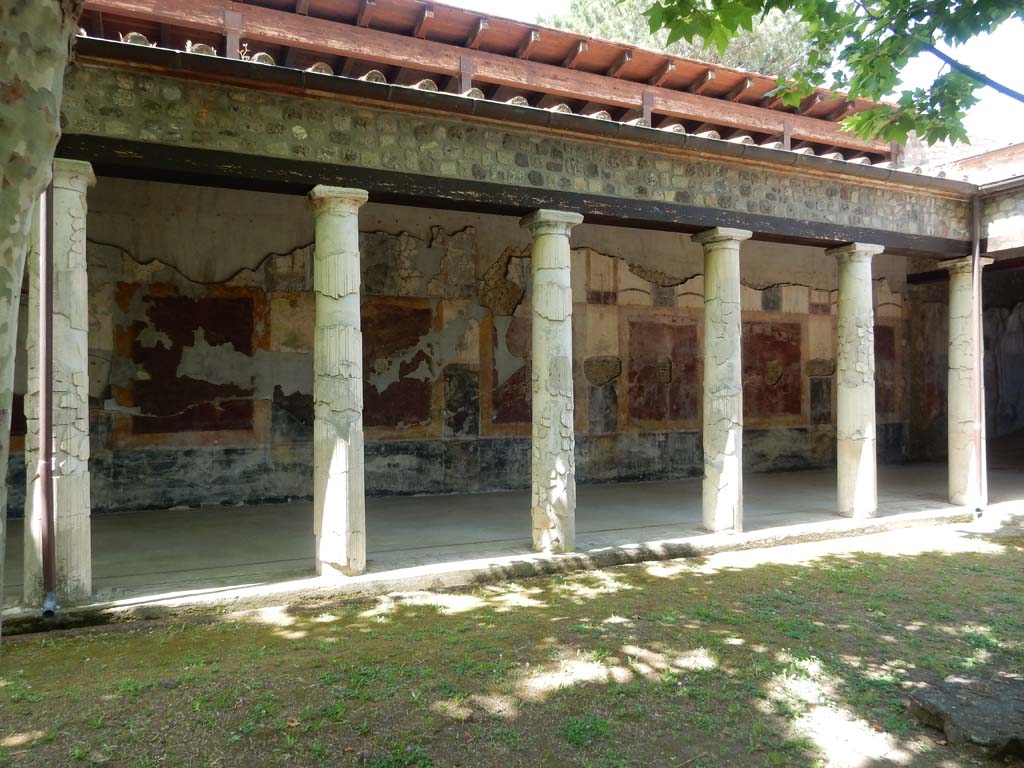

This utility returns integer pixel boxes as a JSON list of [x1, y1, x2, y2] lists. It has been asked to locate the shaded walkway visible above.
[[7, 462, 1022, 613]]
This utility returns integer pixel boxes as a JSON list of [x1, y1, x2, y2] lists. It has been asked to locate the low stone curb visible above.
[[2, 506, 975, 636]]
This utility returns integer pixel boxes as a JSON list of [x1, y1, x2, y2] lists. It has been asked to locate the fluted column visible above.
[[309, 186, 368, 576], [24, 159, 95, 604], [828, 242, 884, 518], [939, 256, 992, 507], [693, 227, 751, 532], [522, 209, 583, 553]]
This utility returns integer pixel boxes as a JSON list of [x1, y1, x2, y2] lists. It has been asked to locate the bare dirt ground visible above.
[[2, 517, 1023, 767]]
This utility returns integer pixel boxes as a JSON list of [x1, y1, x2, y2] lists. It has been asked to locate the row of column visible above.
[[308, 193, 988, 572], [22, 177, 992, 598]]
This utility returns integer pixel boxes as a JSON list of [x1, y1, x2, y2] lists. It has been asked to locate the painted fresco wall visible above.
[[905, 263, 1024, 464], [6, 179, 910, 514]]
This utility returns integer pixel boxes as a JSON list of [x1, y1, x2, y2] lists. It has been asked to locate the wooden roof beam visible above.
[[725, 77, 753, 102], [517, 29, 540, 60], [827, 99, 857, 121], [413, 5, 434, 40], [466, 17, 487, 49], [457, 55, 474, 93], [621, 92, 653, 125], [649, 59, 675, 87], [606, 50, 632, 78], [223, 8, 242, 60], [687, 69, 716, 95], [80, 0, 889, 153], [797, 92, 824, 115], [356, 0, 376, 28], [563, 40, 587, 69]]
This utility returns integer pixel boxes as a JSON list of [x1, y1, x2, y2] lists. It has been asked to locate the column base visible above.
[[836, 508, 878, 520], [316, 557, 365, 579], [949, 492, 985, 510]]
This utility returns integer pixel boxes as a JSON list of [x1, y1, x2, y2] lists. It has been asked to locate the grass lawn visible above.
[[2, 520, 1023, 767]]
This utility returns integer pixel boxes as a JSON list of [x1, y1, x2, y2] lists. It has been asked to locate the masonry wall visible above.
[[7, 178, 911, 515]]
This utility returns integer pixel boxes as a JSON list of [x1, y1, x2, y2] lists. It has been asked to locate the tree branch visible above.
[[922, 43, 1024, 104]]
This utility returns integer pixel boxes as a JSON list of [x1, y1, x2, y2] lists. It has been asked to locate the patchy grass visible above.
[[2, 522, 1024, 767]]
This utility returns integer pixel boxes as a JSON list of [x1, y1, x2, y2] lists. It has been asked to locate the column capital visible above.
[[520, 209, 583, 237], [52, 159, 95, 192], [938, 255, 994, 274], [826, 242, 884, 261], [691, 227, 752, 246], [308, 185, 369, 216]]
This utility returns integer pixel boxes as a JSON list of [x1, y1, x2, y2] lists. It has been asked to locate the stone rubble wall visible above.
[[982, 188, 1024, 252], [59, 64, 971, 241], [6, 179, 911, 515]]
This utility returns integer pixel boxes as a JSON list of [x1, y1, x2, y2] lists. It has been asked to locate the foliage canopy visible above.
[[542, 0, 811, 77], [641, 0, 1024, 144]]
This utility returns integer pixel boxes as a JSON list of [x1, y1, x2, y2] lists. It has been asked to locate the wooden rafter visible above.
[[649, 59, 675, 87], [356, 0, 375, 28], [516, 29, 540, 60], [725, 77, 753, 102], [606, 50, 631, 78], [797, 92, 823, 115], [414, 5, 434, 39], [466, 17, 487, 49], [827, 100, 857, 121], [687, 69, 715, 95], [563, 40, 587, 69], [295, 0, 310, 14]]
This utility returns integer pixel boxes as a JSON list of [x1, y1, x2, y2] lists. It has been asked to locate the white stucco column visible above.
[[692, 227, 751, 532], [522, 209, 583, 553], [827, 242, 884, 518], [24, 159, 95, 604], [939, 256, 992, 507], [309, 186, 368, 577]]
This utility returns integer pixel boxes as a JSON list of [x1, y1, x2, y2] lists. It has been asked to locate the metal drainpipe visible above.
[[970, 194, 987, 512], [39, 182, 58, 617]]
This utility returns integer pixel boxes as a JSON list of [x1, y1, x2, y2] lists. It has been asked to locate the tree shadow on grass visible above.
[[1, 519, 1023, 767]]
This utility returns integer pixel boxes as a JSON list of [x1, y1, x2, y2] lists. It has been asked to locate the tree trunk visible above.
[[0, 0, 84, 638]]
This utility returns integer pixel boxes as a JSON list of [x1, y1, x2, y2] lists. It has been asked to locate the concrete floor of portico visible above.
[[4, 462, 1023, 613]]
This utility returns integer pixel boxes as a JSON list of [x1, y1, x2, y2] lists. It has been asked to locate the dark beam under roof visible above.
[[57, 134, 970, 259]]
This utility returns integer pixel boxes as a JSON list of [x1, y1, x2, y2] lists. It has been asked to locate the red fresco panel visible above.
[[742, 320, 802, 418], [627, 318, 699, 423]]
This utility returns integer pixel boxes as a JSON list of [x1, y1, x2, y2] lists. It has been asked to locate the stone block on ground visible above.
[[906, 672, 1024, 758]]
